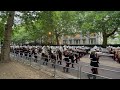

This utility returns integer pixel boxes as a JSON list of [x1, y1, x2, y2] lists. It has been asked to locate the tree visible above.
[[0, 11, 8, 45], [11, 11, 120, 47], [78, 11, 120, 47], [12, 25, 31, 45], [0, 11, 15, 62], [51, 11, 79, 45], [20, 11, 49, 45], [11, 11, 86, 45]]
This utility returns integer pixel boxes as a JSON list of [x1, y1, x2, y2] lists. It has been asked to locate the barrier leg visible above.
[[77, 66, 80, 79], [80, 66, 82, 79], [53, 62, 56, 78]]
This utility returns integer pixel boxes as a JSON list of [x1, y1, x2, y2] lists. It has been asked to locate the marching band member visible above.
[[69, 50, 74, 68], [90, 50, 99, 75], [63, 49, 70, 72]]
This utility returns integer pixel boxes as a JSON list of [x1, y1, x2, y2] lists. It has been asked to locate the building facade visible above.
[[60, 32, 103, 45]]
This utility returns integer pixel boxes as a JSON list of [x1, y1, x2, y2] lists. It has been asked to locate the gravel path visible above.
[[0, 61, 54, 79]]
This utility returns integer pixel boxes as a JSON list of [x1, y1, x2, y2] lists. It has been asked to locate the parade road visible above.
[[11, 53, 120, 79]]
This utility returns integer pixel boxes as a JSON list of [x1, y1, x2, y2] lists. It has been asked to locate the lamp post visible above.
[[48, 32, 52, 45], [48, 32, 51, 35]]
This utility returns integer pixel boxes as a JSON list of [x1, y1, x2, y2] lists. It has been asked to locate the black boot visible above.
[[72, 64, 74, 68], [63, 67, 66, 72]]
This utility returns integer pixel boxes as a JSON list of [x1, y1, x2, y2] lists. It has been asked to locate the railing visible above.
[[80, 64, 120, 79], [10, 52, 120, 79], [10, 53, 79, 79]]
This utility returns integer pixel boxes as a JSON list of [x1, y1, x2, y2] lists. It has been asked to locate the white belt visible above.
[[64, 57, 69, 58], [91, 61, 98, 62]]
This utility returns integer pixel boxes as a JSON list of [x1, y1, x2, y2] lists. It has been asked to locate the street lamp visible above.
[[48, 32, 51, 35], [48, 32, 52, 45]]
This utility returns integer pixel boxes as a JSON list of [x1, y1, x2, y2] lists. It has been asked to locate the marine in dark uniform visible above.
[[90, 51, 99, 74], [87, 51, 100, 79], [42, 48, 48, 65], [57, 49, 62, 65], [24, 48, 28, 59], [32, 48, 38, 62], [69, 51, 74, 68], [20, 47, 23, 57], [74, 52, 79, 63], [63, 50, 70, 73]]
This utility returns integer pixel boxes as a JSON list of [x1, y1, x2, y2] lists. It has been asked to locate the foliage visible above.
[[3, 11, 120, 45]]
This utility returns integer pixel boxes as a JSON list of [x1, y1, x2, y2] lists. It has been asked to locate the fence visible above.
[[10, 52, 120, 79], [80, 65, 120, 79]]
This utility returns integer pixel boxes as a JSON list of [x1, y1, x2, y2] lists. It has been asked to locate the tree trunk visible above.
[[102, 26, 118, 47], [55, 34, 59, 45], [0, 11, 15, 63], [34, 39, 37, 45], [102, 32, 108, 48], [54, 30, 59, 45], [40, 37, 43, 45]]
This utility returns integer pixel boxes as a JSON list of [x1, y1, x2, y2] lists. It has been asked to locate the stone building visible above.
[[60, 32, 103, 45]]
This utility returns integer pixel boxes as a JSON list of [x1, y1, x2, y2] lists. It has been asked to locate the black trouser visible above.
[[58, 55, 62, 65], [24, 53, 28, 59], [52, 59, 56, 68], [87, 67, 98, 79], [15, 52, 18, 56], [91, 68, 98, 74], [63, 57, 69, 72], [63, 64, 70, 72], [58, 60, 62, 65], [20, 53, 23, 57], [34, 56, 37, 62], [66, 62, 70, 72], [28, 55, 31, 60], [43, 58, 48, 65], [71, 60, 74, 68], [75, 58, 78, 63]]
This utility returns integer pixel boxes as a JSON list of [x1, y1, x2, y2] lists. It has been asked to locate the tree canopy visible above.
[[1, 11, 120, 46]]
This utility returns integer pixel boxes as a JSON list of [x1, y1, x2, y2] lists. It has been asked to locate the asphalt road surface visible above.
[[10, 53, 120, 79]]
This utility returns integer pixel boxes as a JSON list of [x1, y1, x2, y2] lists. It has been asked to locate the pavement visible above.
[[0, 61, 54, 79], [10, 55, 78, 79]]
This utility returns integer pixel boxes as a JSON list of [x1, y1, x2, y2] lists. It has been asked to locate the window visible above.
[[69, 39, 72, 44], [76, 39, 78, 45], [89, 39, 91, 44], [74, 39, 76, 44], [94, 38, 96, 44], [91, 39, 93, 44], [78, 39, 80, 44], [90, 38, 96, 44], [63, 40, 67, 44], [83, 39, 86, 44]]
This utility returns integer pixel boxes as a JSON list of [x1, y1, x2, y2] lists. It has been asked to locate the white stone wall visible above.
[[62, 32, 103, 45]]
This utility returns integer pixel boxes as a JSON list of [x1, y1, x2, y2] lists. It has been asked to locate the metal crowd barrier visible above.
[[80, 71, 112, 79], [10, 51, 120, 79], [10, 51, 80, 79], [80, 64, 120, 79]]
